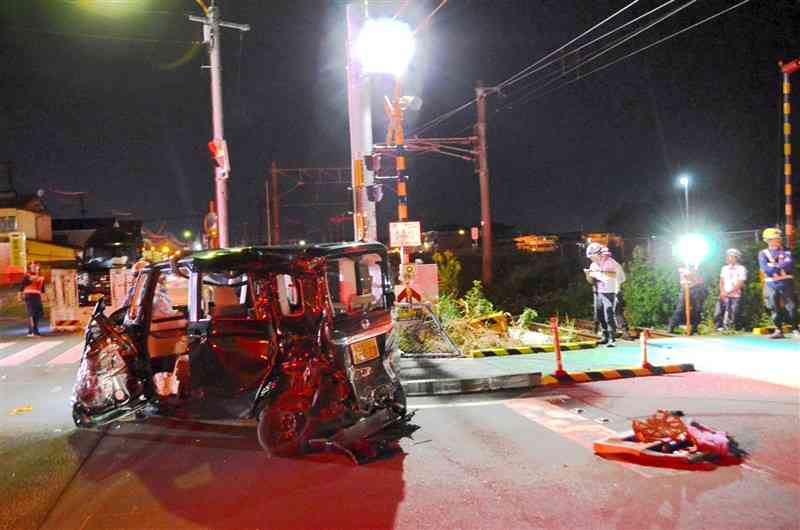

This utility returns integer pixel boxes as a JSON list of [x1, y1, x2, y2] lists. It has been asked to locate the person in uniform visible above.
[[713, 248, 747, 331], [19, 262, 46, 337], [584, 243, 621, 347], [758, 228, 798, 339]]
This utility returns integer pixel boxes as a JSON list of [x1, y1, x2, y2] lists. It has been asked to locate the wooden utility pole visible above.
[[475, 82, 493, 285], [270, 161, 281, 244]]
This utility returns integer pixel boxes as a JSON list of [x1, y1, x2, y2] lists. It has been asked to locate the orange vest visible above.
[[22, 275, 45, 296]]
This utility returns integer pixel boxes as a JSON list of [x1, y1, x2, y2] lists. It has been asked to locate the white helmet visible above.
[[726, 248, 742, 259], [586, 242, 604, 258]]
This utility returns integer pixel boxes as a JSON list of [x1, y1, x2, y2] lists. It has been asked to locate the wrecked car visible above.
[[71, 242, 416, 462]]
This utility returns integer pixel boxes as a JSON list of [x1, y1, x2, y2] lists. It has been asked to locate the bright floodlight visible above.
[[678, 174, 690, 187], [676, 233, 709, 266], [354, 18, 415, 77]]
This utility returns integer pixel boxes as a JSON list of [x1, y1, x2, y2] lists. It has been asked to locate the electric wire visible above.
[[498, 0, 679, 96], [497, 0, 752, 115], [5, 26, 199, 45], [496, 0, 699, 114], [497, 0, 642, 90], [412, 0, 645, 136]]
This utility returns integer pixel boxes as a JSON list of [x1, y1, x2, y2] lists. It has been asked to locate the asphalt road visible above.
[[1, 325, 798, 530], [0, 370, 794, 530]]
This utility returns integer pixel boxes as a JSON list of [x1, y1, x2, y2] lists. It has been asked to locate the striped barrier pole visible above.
[[551, 316, 567, 377], [640, 328, 653, 369]]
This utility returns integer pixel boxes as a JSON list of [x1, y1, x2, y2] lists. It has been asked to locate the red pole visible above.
[[551, 316, 567, 377]]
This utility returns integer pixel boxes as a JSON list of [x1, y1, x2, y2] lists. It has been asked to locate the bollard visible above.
[[640, 328, 653, 369], [550, 316, 567, 377]]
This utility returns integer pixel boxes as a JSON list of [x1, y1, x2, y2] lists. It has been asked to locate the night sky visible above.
[[2, 0, 799, 243]]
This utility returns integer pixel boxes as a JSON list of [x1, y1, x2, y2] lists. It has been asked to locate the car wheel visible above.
[[256, 401, 312, 458]]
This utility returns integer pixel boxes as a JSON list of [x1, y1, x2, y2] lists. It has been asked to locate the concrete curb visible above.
[[402, 372, 541, 397], [540, 363, 696, 385], [468, 341, 597, 358]]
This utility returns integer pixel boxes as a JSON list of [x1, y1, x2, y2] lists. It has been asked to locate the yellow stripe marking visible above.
[[570, 373, 591, 382]]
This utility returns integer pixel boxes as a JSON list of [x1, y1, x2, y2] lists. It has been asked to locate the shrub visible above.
[[461, 280, 495, 319], [433, 251, 462, 298], [622, 246, 679, 328]]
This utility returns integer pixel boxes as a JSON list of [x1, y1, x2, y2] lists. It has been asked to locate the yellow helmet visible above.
[[762, 227, 783, 242]]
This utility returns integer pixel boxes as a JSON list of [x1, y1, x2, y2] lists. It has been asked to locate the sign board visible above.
[[471, 226, 479, 241], [394, 263, 438, 303], [389, 221, 421, 248], [9, 232, 26, 269]]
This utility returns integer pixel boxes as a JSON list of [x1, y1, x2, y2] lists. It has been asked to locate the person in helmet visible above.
[[758, 228, 798, 339], [667, 263, 707, 335], [601, 246, 632, 340], [583, 242, 620, 346], [713, 248, 747, 331]]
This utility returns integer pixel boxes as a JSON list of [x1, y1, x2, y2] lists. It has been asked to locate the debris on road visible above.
[[594, 409, 747, 469]]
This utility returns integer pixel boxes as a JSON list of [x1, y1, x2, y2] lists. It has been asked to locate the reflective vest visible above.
[[22, 275, 45, 296]]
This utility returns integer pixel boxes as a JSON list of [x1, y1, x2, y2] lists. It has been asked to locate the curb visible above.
[[468, 341, 597, 358], [752, 325, 792, 335], [540, 363, 696, 385], [402, 372, 541, 396]]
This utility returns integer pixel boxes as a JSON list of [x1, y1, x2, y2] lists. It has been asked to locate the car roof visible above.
[[150, 241, 387, 272]]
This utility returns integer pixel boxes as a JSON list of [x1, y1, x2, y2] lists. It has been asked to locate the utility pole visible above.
[[475, 82, 493, 285], [780, 58, 800, 250], [269, 161, 282, 244], [189, 2, 250, 249], [345, 2, 377, 242]]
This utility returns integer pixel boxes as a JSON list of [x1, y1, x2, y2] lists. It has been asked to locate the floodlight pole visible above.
[[189, 3, 250, 249], [345, 2, 377, 242]]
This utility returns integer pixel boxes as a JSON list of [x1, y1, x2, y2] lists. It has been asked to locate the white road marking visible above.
[[48, 342, 85, 365], [0, 341, 64, 367], [410, 400, 509, 410]]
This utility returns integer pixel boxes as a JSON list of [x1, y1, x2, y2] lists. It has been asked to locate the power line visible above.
[[5, 26, 199, 45], [497, 0, 698, 114], [499, 0, 679, 95], [411, 0, 647, 136], [497, 0, 642, 90], [496, 0, 753, 116]]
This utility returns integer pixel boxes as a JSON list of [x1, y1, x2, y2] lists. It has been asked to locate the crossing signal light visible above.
[[365, 147, 406, 177], [207, 139, 230, 172]]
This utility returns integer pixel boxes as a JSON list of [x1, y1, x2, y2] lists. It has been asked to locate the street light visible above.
[[678, 174, 690, 231], [354, 18, 416, 77], [674, 233, 709, 336]]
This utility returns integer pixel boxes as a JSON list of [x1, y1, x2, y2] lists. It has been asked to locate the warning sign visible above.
[[389, 221, 421, 248]]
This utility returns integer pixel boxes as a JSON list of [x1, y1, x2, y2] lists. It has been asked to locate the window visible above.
[[327, 253, 386, 316], [276, 274, 302, 316], [198, 273, 251, 320], [153, 272, 189, 319], [0, 216, 16, 233]]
